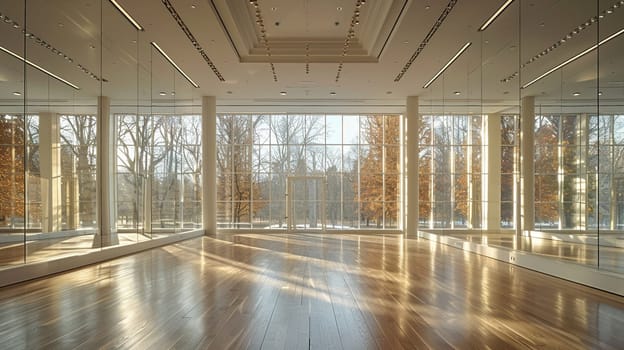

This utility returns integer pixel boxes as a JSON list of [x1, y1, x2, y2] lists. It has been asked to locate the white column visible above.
[[483, 113, 501, 230], [406, 96, 419, 235], [520, 96, 535, 232], [39, 112, 62, 232], [202, 96, 217, 235], [95, 96, 118, 247]]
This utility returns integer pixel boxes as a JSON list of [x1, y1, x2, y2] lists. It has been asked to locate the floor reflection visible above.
[[0, 233, 622, 349]]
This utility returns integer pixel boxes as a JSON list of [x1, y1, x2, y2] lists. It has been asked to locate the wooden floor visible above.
[[1, 233, 623, 349]]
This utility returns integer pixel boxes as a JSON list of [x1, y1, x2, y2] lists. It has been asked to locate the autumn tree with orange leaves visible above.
[[0, 116, 25, 223], [358, 115, 400, 227]]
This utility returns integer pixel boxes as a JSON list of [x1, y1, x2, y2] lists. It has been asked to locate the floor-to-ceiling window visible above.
[[418, 115, 483, 229], [216, 114, 401, 230], [115, 114, 202, 235]]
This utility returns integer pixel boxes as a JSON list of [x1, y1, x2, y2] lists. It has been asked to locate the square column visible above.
[[520, 96, 535, 232], [483, 113, 501, 230], [202, 96, 217, 235], [39, 112, 62, 232], [405, 96, 419, 235], [94, 96, 118, 247]]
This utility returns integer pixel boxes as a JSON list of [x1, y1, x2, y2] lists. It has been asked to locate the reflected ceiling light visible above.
[[12, 91, 21, 96], [280, 91, 287, 96], [0, 46, 79, 90], [109, 0, 143, 31], [522, 27, 624, 89], [453, 91, 461, 95], [572, 92, 581, 96], [479, 0, 514, 31], [598, 91, 603, 96], [150, 42, 199, 88], [159, 91, 167, 96], [423, 42, 471, 88]]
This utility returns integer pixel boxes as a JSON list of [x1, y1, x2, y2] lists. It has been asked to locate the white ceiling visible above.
[[0, 0, 623, 114]]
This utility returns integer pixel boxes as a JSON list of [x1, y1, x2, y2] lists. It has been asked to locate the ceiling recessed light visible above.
[[330, 91, 337, 96], [271, 7, 277, 11], [89, 44, 96, 49], [598, 91, 603, 96], [425, 5, 431, 10], [171, 91, 175, 96], [453, 91, 461, 95], [12, 91, 21, 96], [191, 4, 196, 9], [403, 40, 409, 44], [572, 92, 581, 96], [159, 91, 167, 96], [280, 91, 287, 96], [337, 6, 343, 11]]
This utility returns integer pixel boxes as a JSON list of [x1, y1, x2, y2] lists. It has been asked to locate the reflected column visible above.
[[520, 96, 535, 232], [484, 113, 501, 230], [95, 96, 118, 247], [202, 96, 216, 235], [39, 112, 62, 233], [406, 96, 419, 235]]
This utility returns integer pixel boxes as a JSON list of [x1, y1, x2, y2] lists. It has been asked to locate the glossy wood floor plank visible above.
[[1, 233, 624, 349]]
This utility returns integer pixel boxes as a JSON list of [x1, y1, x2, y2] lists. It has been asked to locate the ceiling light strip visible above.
[[394, 0, 459, 82], [161, 0, 225, 82], [0, 45, 80, 90], [108, 0, 143, 31], [522, 27, 624, 89], [478, 0, 514, 32], [150, 42, 200, 88], [249, 0, 278, 82], [335, 0, 366, 83], [305, 43, 310, 75], [0, 11, 105, 82], [501, 0, 624, 83], [422, 42, 471, 89]]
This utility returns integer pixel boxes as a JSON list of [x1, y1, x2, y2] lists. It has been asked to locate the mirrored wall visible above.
[[0, 0, 201, 270], [417, 0, 624, 275]]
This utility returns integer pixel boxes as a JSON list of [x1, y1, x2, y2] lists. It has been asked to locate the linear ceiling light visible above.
[[150, 42, 199, 88], [109, 0, 143, 31], [479, 0, 515, 31], [0, 45, 80, 90], [522, 27, 624, 89], [423, 42, 471, 89]]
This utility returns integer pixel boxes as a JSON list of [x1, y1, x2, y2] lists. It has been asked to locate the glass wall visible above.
[[216, 114, 401, 230]]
